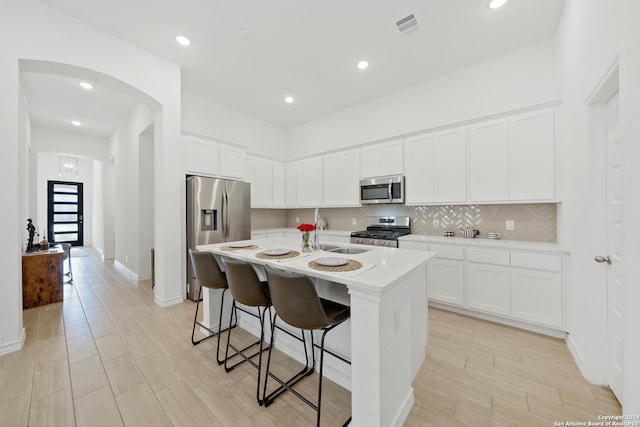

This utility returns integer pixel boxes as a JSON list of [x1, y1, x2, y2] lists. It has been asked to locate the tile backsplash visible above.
[[253, 203, 557, 242]]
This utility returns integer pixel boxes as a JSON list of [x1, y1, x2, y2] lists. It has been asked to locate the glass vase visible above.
[[301, 231, 311, 252]]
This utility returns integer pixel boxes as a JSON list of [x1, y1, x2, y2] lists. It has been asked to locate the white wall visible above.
[[181, 90, 288, 160], [35, 153, 94, 245], [109, 103, 155, 278], [288, 38, 559, 160], [31, 127, 109, 161], [92, 160, 104, 255], [0, 0, 182, 354], [555, 0, 640, 414], [138, 124, 155, 280]]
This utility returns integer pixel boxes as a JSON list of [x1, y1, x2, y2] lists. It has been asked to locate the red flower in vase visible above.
[[297, 223, 316, 232]]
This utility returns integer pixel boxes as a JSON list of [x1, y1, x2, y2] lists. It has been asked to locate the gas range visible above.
[[350, 216, 410, 248]]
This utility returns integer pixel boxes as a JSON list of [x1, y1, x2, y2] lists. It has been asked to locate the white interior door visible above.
[[604, 91, 623, 403]]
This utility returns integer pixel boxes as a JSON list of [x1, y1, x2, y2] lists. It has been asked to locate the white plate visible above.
[[229, 242, 254, 248], [263, 248, 290, 256], [314, 257, 349, 267]]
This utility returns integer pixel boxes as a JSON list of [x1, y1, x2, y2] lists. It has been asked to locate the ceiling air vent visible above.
[[396, 13, 419, 35]]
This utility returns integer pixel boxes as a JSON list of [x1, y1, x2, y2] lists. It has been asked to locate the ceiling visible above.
[[28, 0, 566, 137]]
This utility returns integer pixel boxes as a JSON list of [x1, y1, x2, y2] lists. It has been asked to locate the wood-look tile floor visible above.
[[0, 248, 620, 426]]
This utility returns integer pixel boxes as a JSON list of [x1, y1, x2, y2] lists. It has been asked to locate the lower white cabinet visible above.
[[466, 263, 511, 316], [429, 259, 464, 306], [404, 238, 567, 333], [511, 268, 562, 328]]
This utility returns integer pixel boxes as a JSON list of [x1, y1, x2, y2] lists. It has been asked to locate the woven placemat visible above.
[[220, 245, 259, 251], [255, 250, 300, 260], [308, 259, 362, 272]]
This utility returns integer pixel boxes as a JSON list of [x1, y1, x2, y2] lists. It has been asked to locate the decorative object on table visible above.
[[487, 232, 501, 240], [26, 219, 36, 251], [40, 236, 49, 250], [459, 228, 479, 238], [443, 230, 454, 237], [297, 223, 316, 252]]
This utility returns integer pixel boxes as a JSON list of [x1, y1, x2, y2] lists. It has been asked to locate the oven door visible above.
[[360, 175, 404, 204]]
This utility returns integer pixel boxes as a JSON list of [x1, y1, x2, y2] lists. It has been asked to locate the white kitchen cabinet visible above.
[[246, 156, 273, 208], [286, 162, 298, 207], [360, 139, 404, 179], [219, 145, 245, 179], [434, 127, 467, 203], [404, 127, 466, 205], [466, 262, 511, 317], [323, 150, 360, 206], [427, 243, 464, 306], [508, 109, 555, 201], [186, 137, 219, 177], [468, 119, 509, 202], [511, 268, 562, 328], [429, 259, 465, 306], [404, 134, 435, 204], [272, 161, 286, 208], [296, 157, 323, 207]]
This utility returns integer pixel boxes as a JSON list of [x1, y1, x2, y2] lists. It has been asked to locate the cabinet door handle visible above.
[[594, 255, 611, 265]]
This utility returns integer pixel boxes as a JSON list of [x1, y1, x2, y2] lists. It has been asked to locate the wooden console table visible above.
[[22, 246, 64, 309]]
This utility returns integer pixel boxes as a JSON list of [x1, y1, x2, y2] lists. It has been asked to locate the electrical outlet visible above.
[[432, 219, 440, 228], [125, 255, 128, 263], [352, 218, 357, 225], [506, 220, 515, 231], [296, 217, 299, 224]]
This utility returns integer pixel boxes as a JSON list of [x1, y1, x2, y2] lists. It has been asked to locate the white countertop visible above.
[[198, 237, 435, 296], [252, 228, 570, 254], [399, 234, 570, 253]]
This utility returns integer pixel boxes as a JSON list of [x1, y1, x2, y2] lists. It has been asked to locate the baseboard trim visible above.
[[0, 327, 26, 356], [154, 294, 184, 307], [137, 274, 152, 282], [392, 389, 415, 427]]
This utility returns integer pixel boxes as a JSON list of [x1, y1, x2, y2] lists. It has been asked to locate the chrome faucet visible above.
[[314, 208, 320, 250]]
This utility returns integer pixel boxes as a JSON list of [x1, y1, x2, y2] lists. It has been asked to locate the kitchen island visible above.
[[198, 237, 435, 427]]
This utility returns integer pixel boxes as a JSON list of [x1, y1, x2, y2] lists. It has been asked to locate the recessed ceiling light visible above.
[[79, 82, 93, 90], [71, 121, 81, 126], [284, 96, 295, 104], [176, 35, 191, 46], [357, 60, 369, 70], [489, 0, 508, 9]]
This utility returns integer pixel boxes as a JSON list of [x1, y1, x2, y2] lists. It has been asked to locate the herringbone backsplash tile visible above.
[[253, 203, 557, 242]]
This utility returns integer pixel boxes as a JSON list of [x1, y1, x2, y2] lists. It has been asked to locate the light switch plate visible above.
[[506, 220, 515, 231], [352, 218, 357, 225]]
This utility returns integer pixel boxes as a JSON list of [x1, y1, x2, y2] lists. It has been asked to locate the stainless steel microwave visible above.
[[360, 175, 405, 204]]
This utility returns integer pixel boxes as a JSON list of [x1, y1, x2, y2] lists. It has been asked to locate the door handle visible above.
[[388, 181, 392, 202], [594, 255, 611, 265]]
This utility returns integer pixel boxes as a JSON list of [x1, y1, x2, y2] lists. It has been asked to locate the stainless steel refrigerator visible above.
[[186, 175, 251, 300]]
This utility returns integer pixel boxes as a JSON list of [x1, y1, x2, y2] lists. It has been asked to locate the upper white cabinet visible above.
[[246, 156, 273, 208], [186, 137, 219, 177], [272, 161, 286, 208], [186, 135, 246, 180], [323, 150, 360, 207], [296, 156, 323, 207], [404, 134, 435, 204], [404, 127, 466, 205], [360, 139, 404, 178], [468, 109, 556, 203], [285, 162, 298, 207], [219, 145, 246, 180], [468, 119, 509, 202], [508, 109, 555, 201]]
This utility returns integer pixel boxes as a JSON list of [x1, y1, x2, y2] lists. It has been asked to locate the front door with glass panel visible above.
[[47, 181, 84, 246]]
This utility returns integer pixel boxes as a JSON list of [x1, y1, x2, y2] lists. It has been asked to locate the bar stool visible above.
[[263, 265, 351, 427], [188, 249, 232, 364], [219, 257, 274, 405]]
